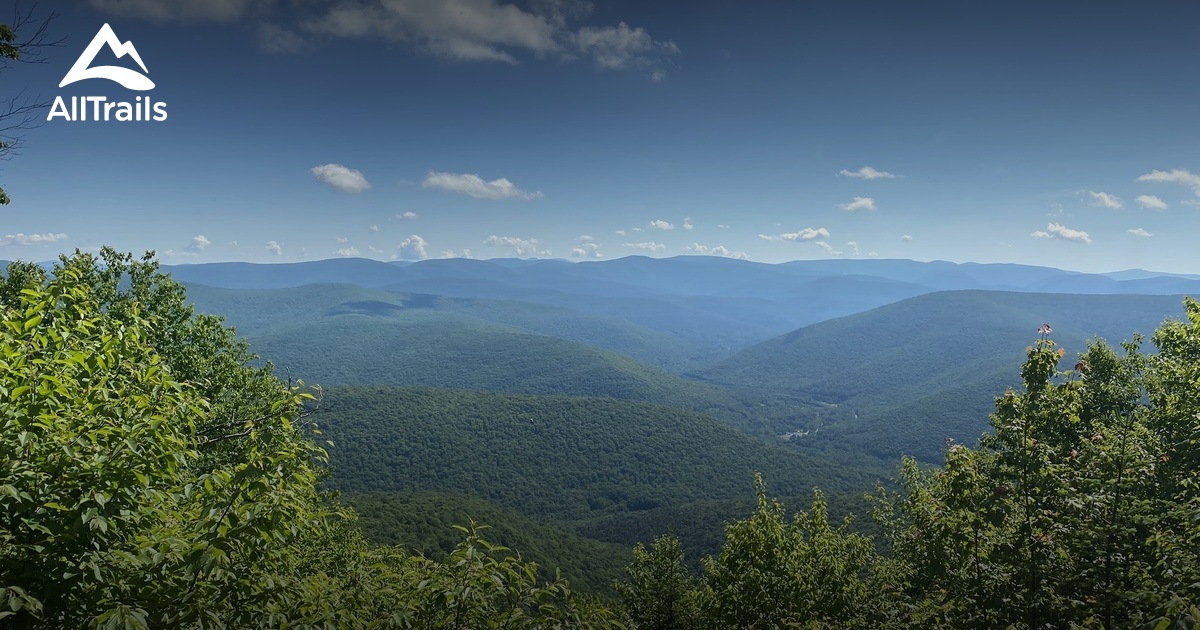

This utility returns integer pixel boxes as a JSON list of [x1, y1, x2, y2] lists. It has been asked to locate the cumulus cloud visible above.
[[1135, 194, 1167, 210], [1127, 228, 1153, 237], [335, 237, 350, 244], [847, 241, 860, 257], [396, 234, 429, 260], [625, 241, 666, 251], [573, 21, 680, 77], [614, 229, 627, 236], [571, 242, 604, 258], [312, 163, 371, 193], [1137, 169, 1200, 196], [422, 171, 542, 200], [440, 249, 475, 259], [395, 211, 419, 220], [577, 234, 595, 243], [1032, 222, 1092, 244], [186, 234, 211, 253], [838, 166, 899, 180], [369, 224, 381, 233], [759, 227, 830, 242], [265, 240, 283, 256], [900, 234, 913, 242], [648, 219, 675, 231], [685, 243, 747, 259], [1088, 191, 1123, 210], [682, 217, 694, 230], [839, 197, 877, 212], [335, 247, 362, 257], [0, 232, 68, 246], [89, 0, 269, 22], [483, 235, 550, 256]]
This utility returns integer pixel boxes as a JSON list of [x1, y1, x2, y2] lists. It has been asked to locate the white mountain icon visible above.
[[59, 23, 155, 91]]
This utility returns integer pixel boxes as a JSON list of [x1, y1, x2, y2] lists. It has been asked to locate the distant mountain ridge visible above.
[[700, 290, 1192, 461], [163, 256, 1200, 356]]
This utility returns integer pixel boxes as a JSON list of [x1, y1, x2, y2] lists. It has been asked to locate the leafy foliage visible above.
[[346, 491, 632, 596], [619, 299, 1200, 628], [0, 250, 619, 628]]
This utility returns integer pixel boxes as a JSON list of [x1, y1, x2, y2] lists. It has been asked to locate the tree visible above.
[[616, 533, 700, 630], [872, 310, 1200, 627], [1, 3, 63, 205], [1, 248, 625, 628]]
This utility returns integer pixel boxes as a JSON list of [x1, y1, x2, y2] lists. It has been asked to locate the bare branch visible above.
[[1, 2, 66, 70]]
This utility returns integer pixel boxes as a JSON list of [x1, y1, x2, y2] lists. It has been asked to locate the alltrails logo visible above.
[[47, 24, 168, 122]]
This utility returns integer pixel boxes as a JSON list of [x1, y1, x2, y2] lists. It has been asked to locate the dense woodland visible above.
[[4, 250, 1200, 628]]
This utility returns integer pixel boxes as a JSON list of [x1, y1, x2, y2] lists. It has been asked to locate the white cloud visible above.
[[422, 171, 542, 200], [867, 251, 879, 257], [625, 241, 666, 251], [369, 224, 381, 233], [682, 217, 694, 230], [335, 247, 362, 257], [717, 224, 730, 229], [576, 234, 595, 242], [290, 0, 678, 77], [759, 227, 830, 242], [838, 166, 899, 180], [89, 0, 268, 22], [335, 237, 350, 244], [814, 241, 842, 256], [440, 249, 475, 259], [368, 245, 385, 254], [614, 229, 627, 236], [1183, 200, 1200, 208], [395, 211, 419, 220], [186, 234, 212, 253], [1137, 169, 1200, 196], [312, 163, 371, 193], [571, 242, 604, 258], [1135, 194, 1167, 210], [839, 197, 877, 212], [0, 232, 68, 246], [685, 243, 747, 259], [847, 241, 860, 257], [900, 234, 913, 242], [1032, 222, 1092, 244], [483, 235, 550, 256], [1127, 228, 1153, 237], [632, 227, 643, 232], [573, 21, 680, 73], [396, 234, 429, 260], [307, 0, 560, 64], [648, 219, 675, 230], [265, 240, 283, 256], [1088, 191, 1123, 210]]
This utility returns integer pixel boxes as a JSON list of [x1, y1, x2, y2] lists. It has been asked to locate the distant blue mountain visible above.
[[160, 256, 1200, 354]]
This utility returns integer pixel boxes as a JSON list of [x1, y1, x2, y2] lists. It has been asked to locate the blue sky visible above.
[[2, 0, 1199, 272]]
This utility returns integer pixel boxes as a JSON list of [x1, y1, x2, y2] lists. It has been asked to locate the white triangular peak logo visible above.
[[60, 23, 155, 91]]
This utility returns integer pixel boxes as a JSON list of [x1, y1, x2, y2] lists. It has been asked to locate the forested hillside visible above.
[[185, 283, 699, 370], [703, 290, 1188, 461], [5, 251, 1200, 628], [316, 386, 872, 521]]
